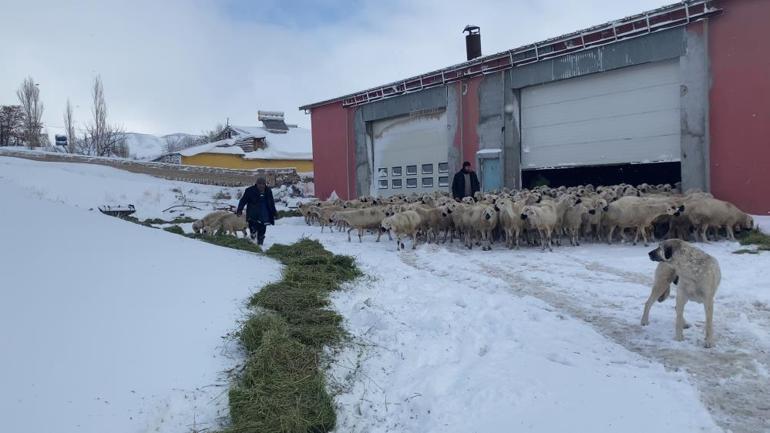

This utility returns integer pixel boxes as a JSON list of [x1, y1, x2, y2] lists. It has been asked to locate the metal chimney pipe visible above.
[[463, 25, 481, 61]]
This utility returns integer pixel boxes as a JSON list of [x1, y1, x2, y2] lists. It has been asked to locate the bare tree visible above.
[[85, 75, 126, 157], [0, 105, 25, 146], [202, 123, 226, 143], [63, 99, 76, 153], [16, 77, 44, 147], [164, 134, 204, 153]]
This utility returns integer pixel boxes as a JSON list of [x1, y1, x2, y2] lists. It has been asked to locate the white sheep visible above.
[[331, 207, 388, 242], [520, 202, 558, 251], [684, 197, 754, 241], [215, 213, 248, 238], [381, 210, 423, 250], [193, 210, 230, 234], [603, 196, 683, 246]]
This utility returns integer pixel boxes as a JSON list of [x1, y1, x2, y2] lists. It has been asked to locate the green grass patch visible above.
[[220, 238, 360, 432], [733, 248, 759, 255], [163, 225, 185, 235], [123, 215, 155, 227], [168, 216, 197, 224], [186, 233, 263, 254], [276, 209, 302, 219], [143, 217, 169, 225], [225, 329, 336, 433], [143, 216, 197, 225], [122, 215, 197, 226], [737, 229, 770, 249]]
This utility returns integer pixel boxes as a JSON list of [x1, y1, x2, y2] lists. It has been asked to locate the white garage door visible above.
[[521, 60, 681, 169], [371, 110, 450, 197]]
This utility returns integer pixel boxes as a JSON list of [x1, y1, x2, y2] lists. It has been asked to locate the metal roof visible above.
[[299, 0, 718, 111]]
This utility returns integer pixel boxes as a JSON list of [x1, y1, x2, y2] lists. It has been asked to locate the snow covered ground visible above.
[[1, 156, 768, 433], [0, 158, 281, 432], [262, 219, 770, 433]]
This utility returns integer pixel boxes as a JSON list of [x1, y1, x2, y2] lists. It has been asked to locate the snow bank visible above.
[[0, 162, 282, 433]]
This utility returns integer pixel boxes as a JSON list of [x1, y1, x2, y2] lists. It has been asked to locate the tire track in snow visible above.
[[401, 246, 770, 433]]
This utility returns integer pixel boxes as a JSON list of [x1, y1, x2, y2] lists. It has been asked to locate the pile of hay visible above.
[[223, 239, 360, 433], [734, 229, 770, 254]]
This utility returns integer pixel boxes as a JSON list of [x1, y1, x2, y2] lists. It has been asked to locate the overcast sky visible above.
[[0, 0, 668, 136]]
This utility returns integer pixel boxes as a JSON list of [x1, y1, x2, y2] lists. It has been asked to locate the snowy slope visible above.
[[122, 132, 203, 160], [0, 161, 282, 433], [122, 132, 168, 160], [0, 156, 244, 221]]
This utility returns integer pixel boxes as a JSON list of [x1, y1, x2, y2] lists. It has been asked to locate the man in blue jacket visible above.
[[236, 177, 277, 245]]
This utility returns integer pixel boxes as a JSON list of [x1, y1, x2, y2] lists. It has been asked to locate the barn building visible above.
[[299, 0, 769, 214]]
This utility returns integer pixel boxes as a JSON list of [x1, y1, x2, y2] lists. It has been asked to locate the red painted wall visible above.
[[709, 0, 770, 214], [309, 103, 355, 200], [451, 78, 481, 170]]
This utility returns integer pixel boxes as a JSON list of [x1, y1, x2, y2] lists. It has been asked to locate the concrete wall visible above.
[[680, 22, 710, 192], [709, 0, 770, 214], [504, 84, 522, 189], [477, 72, 505, 152]]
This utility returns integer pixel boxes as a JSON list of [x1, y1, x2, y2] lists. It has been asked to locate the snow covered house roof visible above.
[[180, 125, 312, 160], [178, 137, 242, 157]]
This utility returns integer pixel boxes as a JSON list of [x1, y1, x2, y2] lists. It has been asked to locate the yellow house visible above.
[[179, 122, 313, 173]]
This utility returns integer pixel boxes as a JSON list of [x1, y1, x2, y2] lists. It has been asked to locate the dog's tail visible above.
[[657, 287, 671, 303]]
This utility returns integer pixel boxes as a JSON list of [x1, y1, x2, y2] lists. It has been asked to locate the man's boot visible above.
[[257, 236, 265, 246]]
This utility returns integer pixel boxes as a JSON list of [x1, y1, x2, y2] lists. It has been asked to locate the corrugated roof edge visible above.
[[298, 0, 716, 111]]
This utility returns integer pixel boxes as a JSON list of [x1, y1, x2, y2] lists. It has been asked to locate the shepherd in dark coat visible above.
[[236, 177, 277, 245], [451, 161, 480, 200]]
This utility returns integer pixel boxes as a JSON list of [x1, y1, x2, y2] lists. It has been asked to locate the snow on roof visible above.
[[229, 125, 267, 138], [181, 125, 312, 160], [477, 148, 502, 155], [178, 137, 239, 157]]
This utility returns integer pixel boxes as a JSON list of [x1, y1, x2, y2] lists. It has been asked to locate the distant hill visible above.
[[122, 132, 204, 160]]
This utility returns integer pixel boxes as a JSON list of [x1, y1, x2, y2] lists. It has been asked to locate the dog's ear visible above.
[[664, 245, 673, 260]]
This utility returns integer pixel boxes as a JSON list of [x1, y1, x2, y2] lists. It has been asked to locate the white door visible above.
[[371, 110, 450, 197], [521, 59, 681, 169]]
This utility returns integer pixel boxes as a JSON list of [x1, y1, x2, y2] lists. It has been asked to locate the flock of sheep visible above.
[[188, 183, 754, 252], [293, 183, 754, 251]]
